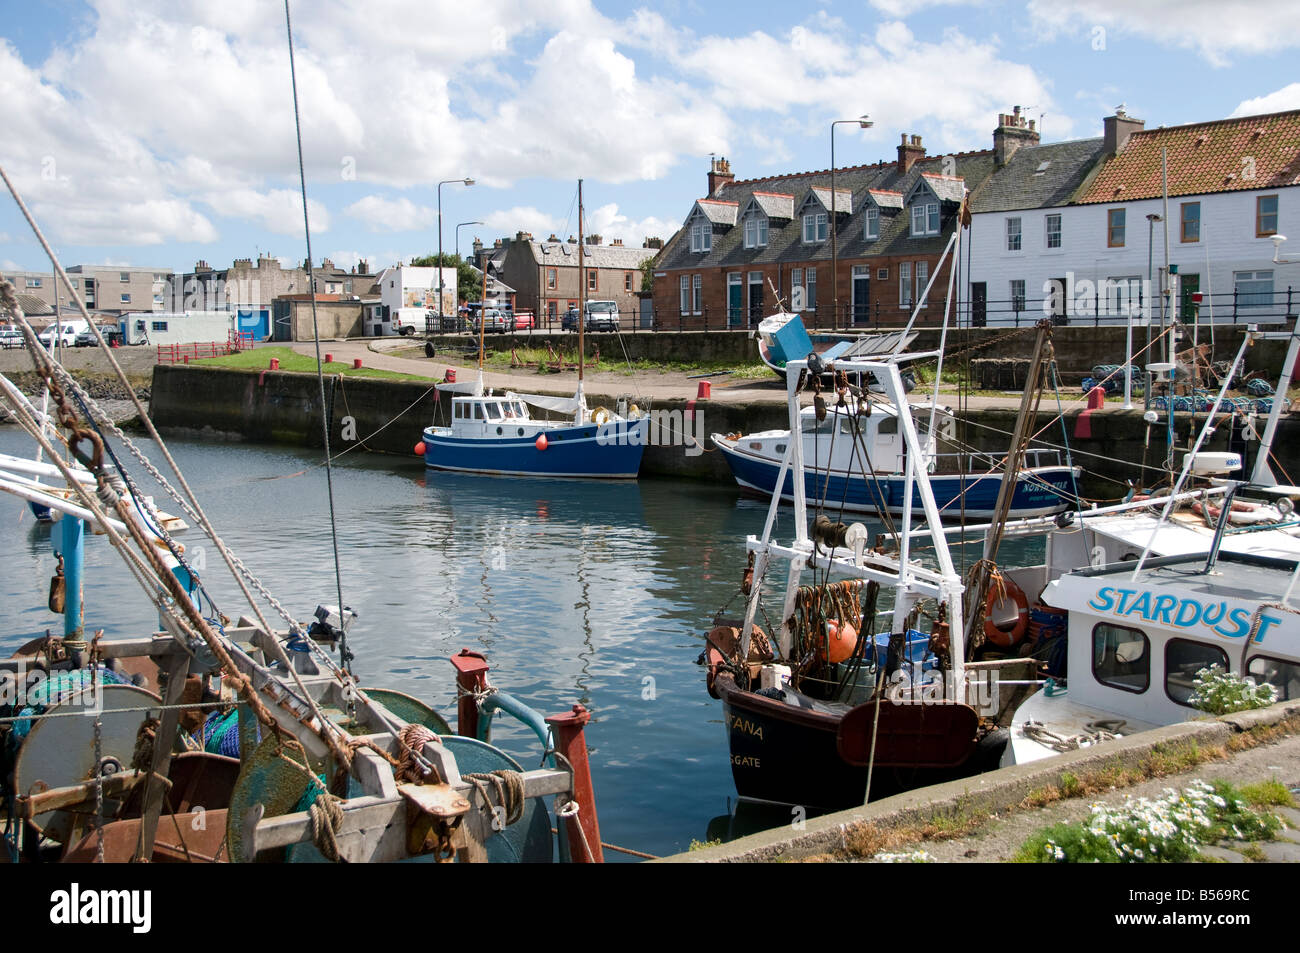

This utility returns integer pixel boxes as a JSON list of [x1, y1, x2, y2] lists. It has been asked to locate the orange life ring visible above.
[[984, 573, 1029, 647]]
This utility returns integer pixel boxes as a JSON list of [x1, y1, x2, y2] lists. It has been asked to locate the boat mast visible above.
[[478, 250, 486, 375], [578, 179, 585, 388]]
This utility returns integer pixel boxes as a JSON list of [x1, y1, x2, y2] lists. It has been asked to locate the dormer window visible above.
[[690, 219, 712, 253], [865, 207, 879, 241], [910, 201, 939, 237], [803, 212, 828, 243], [743, 214, 769, 249]]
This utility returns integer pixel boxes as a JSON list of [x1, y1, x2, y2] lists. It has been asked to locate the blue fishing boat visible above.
[[712, 398, 1080, 520], [421, 383, 648, 478], [421, 178, 648, 480]]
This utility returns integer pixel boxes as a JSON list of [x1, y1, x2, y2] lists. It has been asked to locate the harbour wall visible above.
[[150, 364, 1300, 495], [431, 323, 1293, 383]]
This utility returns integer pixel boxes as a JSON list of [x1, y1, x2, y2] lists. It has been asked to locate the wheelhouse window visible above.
[[1257, 195, 1279, 237], [1107, 208, 1126, 247], [1165, 639, 1228, 707], [1247, 655, 1300, 701], [803, 212, 828, 243], [1092, 622, 1149, 693], [1180, 202, 1200, 243]]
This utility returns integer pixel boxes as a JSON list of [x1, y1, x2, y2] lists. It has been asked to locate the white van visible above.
[[37, 320, 88, 350]]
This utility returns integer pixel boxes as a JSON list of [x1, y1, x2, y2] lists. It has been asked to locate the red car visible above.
[[513, 311, 535, 331]]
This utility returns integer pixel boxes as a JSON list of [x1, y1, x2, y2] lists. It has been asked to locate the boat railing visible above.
[[927, 446, 1065, 474]]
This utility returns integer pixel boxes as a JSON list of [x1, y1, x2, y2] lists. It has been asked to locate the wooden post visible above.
[[545, 704, 603, 863]]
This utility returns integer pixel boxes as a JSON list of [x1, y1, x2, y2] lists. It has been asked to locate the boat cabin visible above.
[[1045, 552, 1300, 723], [449, 396, 537, 437], [792, 401, 951, 475]]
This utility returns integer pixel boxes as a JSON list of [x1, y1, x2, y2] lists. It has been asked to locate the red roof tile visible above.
[[1077, 110, 1300, 204]]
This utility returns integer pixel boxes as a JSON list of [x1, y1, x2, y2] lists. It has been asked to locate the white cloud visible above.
[[483, 206, 562, 238], [867, 0, 986, 15], [344, 196, 435, 232], [585, 204, 678, 246], [205, 189, 328, 236], [1027, 0, 1300, 68], [1232, 83, 1300, 118]]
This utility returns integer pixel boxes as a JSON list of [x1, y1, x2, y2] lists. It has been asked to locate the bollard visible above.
[[353, 358, 363, 369], [450, 649, 491, 740], [445, 368, 457, 383], [1086, 385, 1106, 410], [183, 355, 190, 365], [269, 358, 280, 370], [325, 353, 333, 363], [697, 379, 711, 399], [545, 704, 604, 863], [1075, 386, 1105, 439]]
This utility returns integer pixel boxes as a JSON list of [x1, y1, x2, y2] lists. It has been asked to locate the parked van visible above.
[[37, 320, 88, 350]]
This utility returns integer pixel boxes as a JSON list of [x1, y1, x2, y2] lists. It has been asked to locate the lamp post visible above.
[[455, 220, 483, 328], [830, 115, 872, 332], [437, 177, 474, 333]]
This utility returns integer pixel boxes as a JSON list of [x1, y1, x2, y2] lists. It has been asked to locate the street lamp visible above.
[[831, 115, 872, 331], [436, 177, 474, 332], [455, 220, 483, 328]]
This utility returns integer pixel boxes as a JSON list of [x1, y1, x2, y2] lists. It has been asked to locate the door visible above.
[[728, 274, 743, 327], [1180, 273, 1200, 321], [852, 266, 870, 325], [1049, 276, 1068, 325], [747, 272, 763, 325], [971, 282, 986, 327]]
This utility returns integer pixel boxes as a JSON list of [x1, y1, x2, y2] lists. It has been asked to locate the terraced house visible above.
[[653, 125, 1005, 328], [967, 107, 1300, 326]]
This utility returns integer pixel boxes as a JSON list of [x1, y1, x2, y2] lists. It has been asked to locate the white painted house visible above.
[[373, 265, 457, 335], [968, 108, 1300, 328], [120, 310, 235, 346]]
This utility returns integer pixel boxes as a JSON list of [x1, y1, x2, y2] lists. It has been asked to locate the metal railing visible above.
[[963, 287, 1297, 329]]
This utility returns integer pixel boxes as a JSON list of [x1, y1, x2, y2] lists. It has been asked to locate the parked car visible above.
[[563, 301, 620, 332], [513, 311, 535, 331], [0, 325, 24, 349], [473, 308, 509, 334], [74, 325, 122, 347]]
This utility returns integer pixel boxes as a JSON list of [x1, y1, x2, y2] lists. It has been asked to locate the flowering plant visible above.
[[1189, 664, 1277, 715], [1018, 780, 1279, 863]]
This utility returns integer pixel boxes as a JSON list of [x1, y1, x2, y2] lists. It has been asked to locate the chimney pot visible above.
[[993, 105, 1042, 166], [897, 133, 926, 174], [707, 156, 734, 197]]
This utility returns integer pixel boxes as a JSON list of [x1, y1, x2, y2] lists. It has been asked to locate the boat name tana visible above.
[[1087, 586, 1285, 643]]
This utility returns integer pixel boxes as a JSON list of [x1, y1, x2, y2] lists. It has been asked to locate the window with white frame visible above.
[[1235, 270, 1274, 309], [690, 219, 712, 253], [1010, 279, 1026, 313], [899, 262, 912, 307], [806, 268, 816, 311], [910, 201, 939, 237], [915, 261, 929, 307], [1102, 276, 1142, 317], [692, 274, 702, 313], [1046, 214, 1062, 249], [679, 275, 690, 314], [1006, 217, 1022, 251], [803, 212, 828, 243], [864, 207, 879, 241], [791, 268, 803, 310], [25, 277, 41, 288], [744, 214, 768, 249]]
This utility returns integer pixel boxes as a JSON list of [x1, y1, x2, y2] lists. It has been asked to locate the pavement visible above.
[[665, 700, 1300, 863], [286, 336, 1047, 412]]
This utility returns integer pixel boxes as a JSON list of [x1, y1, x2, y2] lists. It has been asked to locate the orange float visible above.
[[984, 573, 1029, 647]]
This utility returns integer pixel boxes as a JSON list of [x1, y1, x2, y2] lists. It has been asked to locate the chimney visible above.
[[473, 238, 484, 256], [195, 260, 210, 272], [548, 234, 559, 242], [357, 259, 369, 275], [897, 134, 926, 174], [1103, 106, 1145, 157], [993, 105, 1041, 167], [707, 156, 734, 197], [321, 258, 334, 271], [586, 234, 602, 245], [612, 238, 623, 246], [515, 230, 534, 241]]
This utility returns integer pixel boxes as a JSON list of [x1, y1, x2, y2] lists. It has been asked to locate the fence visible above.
[[156, 330, 254, 365]]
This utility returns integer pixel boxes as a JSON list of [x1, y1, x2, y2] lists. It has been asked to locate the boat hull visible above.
[[423, 418, 647, 479], [715, 438, 1079, 519], [715, 673, 1004, 809]]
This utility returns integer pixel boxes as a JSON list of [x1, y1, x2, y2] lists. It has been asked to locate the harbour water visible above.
[[0, 427, 1044, 859]]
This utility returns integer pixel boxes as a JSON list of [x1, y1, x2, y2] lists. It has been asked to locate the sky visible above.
[[0, 0, 1298, 278]]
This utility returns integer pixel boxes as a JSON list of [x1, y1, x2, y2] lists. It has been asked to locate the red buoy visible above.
[[414, 441, 426, 456], [535, 434, 548, 451]]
